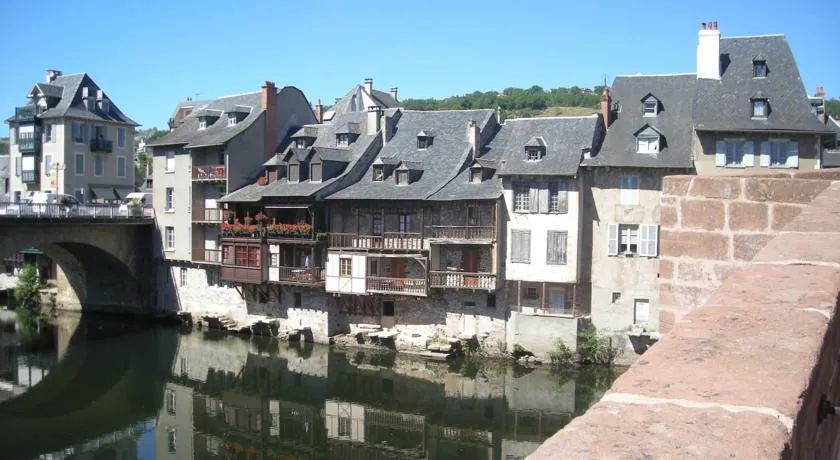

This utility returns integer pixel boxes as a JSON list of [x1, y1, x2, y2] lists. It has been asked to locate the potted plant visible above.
[[223, 210, 234, 224], [256, 176, 267, 186], [254, 211, 266, 224]]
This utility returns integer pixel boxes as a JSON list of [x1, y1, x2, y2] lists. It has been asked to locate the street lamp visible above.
[[48, 162, 66, 195]]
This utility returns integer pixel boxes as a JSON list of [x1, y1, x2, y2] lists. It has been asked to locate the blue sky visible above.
[[1, 0, 837, 136]]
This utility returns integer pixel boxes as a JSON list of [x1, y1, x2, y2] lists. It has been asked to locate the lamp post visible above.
[[50, 162, 66, 195]]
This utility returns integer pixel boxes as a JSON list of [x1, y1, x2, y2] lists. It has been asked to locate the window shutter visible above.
[[538, 183, 549, 213], [742, 141, 755, 167], [760, 141, 771, 167], [546, 231, 568, 265], [786, 142, 799, 168], [715, 141, 726, 167], [511, 230, 521, 262], [528, 186, 539, 213], [521, 231, 531, 263], [557, 180, 569, 214], [607, 223, 619, 256], [648, 225, 659, 257], [638, 225, 651, 257]]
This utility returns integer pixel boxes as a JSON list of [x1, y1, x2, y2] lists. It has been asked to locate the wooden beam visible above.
[[517, 280, 521, 312]]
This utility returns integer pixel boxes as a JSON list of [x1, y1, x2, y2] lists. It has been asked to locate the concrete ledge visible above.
[[530, 177, 840, 459]]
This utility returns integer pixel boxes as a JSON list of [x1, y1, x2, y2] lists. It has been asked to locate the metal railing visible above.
[[270, 266, 325, 284], [20, 169, 39, 183], [18, 133, 38, 152], [366, 276, 427, 296], [0, 202, 154, 219], [194, 208, 223, 222], [90, 138, 113, 153], [429, 271, 497, 290], [329, 232, 423, 250], [427, 225, 495, 240], [193, 164, 226, 181], [193, 248, 221, 263]]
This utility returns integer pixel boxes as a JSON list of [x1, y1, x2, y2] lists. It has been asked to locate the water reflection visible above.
[[0, 316, 621, 460]]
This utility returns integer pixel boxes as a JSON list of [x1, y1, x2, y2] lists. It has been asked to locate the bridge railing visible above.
[[0, 202, 155, 219]]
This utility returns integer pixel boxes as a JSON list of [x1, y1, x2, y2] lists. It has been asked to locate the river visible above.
[[0, 314, 623, 460]]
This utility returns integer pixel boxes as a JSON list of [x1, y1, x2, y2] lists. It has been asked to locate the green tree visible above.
[[14, 264, 43, 320], [827, 98, 840, 119]]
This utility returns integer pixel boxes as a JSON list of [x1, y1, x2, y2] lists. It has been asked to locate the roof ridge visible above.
[[504, 114, 598, 123], [615, 72, 697, 78], [402, 108, 494, 113], [215, 90, 261, 99], [723, 34, 785, 39]]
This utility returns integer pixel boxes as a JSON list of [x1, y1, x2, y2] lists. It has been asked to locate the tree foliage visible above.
[[402, 86, 603, 115], [14, 264, 43, 315], [827, 98, 840, 119]]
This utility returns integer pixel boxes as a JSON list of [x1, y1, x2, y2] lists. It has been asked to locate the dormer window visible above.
[[470, 168, 482, 183], [396, 170, 408, 185], [641, 94, 659, 117], [525, 148, 543, 161], [227, 114, 238, 127], [198, 118, 208, 130], [295, 138, 309, 149], [416, 130, 434, 149], [288, 164, 300, 183], [373, 165, 384, 181], [637, 135, 660, 154], [752, 99, 768, 118], [337, 133, 351, 147], [753, 60, 767, 78]]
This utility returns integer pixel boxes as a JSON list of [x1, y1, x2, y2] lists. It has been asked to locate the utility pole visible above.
[[50, 162, 66, 195]]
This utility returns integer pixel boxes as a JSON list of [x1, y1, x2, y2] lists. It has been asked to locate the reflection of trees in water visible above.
[[553, 366, 620, 415], [14, 315, 55, 352]]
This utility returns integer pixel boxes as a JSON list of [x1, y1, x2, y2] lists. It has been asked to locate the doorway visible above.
[[462, 247, 479, 286], [381, 300, 395, 329]]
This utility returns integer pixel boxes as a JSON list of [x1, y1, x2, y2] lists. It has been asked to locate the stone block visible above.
[[659, 205, 678, 228], [770, 204, 804, 230], [661, 195, 678, 206], [660, 230, 729, 260], [727, 202, 768, 231], [754, 232, 840, 266], [743, 178, 830, 203], [658, 259, 673, 279], [732, 234, 775, 261], [688, 177, 741, 199], [677, 261, 715, 282], [658, 309, 675, 333], [680, 200, 725, 230], [661, 176, 691, 196], [713, 263, 739, 283]]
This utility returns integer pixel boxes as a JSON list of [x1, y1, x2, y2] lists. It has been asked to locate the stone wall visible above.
[[658, 174, 831, 332], [528, 172, 840, 459]]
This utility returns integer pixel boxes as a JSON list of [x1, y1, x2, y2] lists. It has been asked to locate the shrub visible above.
[[548, 339, 575, 367], [577, 324, 624, 366]]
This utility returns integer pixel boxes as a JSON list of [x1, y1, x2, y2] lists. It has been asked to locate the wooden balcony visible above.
[[329, 233, 424, 251], [268, 266, 325, 285], [192, 248, 221, 264], [193, 208, 223, 223], [221, 266, 264, 284], [427, 226, 494, 242], [429, 271, 497, 290], [193, 165, 226, 181], [17, 133, 39, 153], [366, 276, 427, 297]]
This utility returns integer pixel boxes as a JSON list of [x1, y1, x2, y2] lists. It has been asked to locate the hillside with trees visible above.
[[827, 98, 840, 119]]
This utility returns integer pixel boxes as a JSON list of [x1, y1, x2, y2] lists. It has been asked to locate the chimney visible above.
[[390, 87, 398, 102], [495, 106, 502, 124], [697, 20, 721, 80], [45, 69, 62, 83], [600, 87, 612, 127], [467, 120, 479, 156], [364, 78, 373, 94], [367, 106, 381, 135], [314, 99, 323, 124], [815, 86, 825, 98], [261, 81, 278, 161]]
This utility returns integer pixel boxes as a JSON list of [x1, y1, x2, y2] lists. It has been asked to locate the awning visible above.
[[264, 204, 312, 209], [19, 248, 43, 255], [89, 186, 118, 200], [113, 186, 135, 200]]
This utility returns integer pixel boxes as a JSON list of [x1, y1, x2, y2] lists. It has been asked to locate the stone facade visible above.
[[159, 263, 247, 320]]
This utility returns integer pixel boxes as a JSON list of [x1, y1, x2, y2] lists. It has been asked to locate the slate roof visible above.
[[583, 74, 696, 169], [827, 116, 840, 139], [329, 109, 496, 201], [220, 111, 377, 202], [323, 83, 401, 121], [429, 130, 503, 201], [147, 92, 262, 148], [496, 115, 602, 175], [693, 36, 833, 134], [7, 73, 138, 126]]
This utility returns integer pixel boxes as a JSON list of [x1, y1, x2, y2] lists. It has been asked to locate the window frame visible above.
[[417, 136, 430, 149], [180, 267, 187, 287], [339, 257, 352, 278], [753, 60, 767, 78], [93, 154, 104, 177], [398, 214, 411, 233], [769, 140, 789, 167], [636, 135, 660, 154], [549, 180, 568, 213], [165, 151, 175, 173], [117, 127, 126, 147], [525, 148, 542, 162], [74, 152, 85, 176], [619, 224, 640, 255], [116, 156, 126, 178], [165, 187, 175, 211], [752, 99, 768, 118], [165, 226, 175, 251], [510, 229, 531, 264], [546, 230, 568, 265], [371, 215, 383, 236], [336, 133, 350, 146], [372, 166, 384, 181], [198, 118, 208, 130], [227, 114, 237, 127], [43, 154, 53, 177], [513, 183, 529, 213], [396, 170, 408, 185], [642, 100, 658, 116], [470, 169, 482, 183]]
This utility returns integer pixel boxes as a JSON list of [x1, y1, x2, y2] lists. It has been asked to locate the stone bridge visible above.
[[0, 214, 156, 314], [530, 170, 840, 459]]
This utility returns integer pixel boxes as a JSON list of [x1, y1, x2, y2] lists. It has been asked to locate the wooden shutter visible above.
[[511, 230, 521, 262], [786, 142, 799, 168], [538, 182, 549, 213], [289, 164, 299, 182], [742, 141, 755, 167], [557, 180, 569, 214], [311, 163, 322, 182], [511, 230, 531, 263], [715, 140, 726, 167], [546, 231, 567, 265], [760, 141, 771, 167], [520, 231, 531, 263], [528, 186, 539, 213], [607, 224, 619, 256]]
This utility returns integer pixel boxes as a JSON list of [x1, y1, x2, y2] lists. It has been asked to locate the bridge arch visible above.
[[0, 222, 156, 314]]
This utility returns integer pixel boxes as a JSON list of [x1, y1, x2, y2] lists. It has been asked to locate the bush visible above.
[[548, 339, 575, 368], [14, 264, 43, 314], [577, 324, 623, 366]]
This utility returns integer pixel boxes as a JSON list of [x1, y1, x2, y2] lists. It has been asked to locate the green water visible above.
[[0, 315, 623, 460]]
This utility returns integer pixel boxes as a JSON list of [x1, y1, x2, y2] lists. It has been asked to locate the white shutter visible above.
[[638, 225, 650, 257], [760, 141, 771, 167], [742, 141, 755, 167], [715, 141, 726, 167], [607, 224, 619, 256], [511, 230, 521, 262], [787, 142, 799, 168], [522, 231, 531, 263], [643, 225, 659, 257]]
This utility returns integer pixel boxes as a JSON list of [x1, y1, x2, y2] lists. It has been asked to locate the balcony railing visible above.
[[14, 106, 37, 123], [427, 226, 495, 241], [269, 266, 325, 285], [193, 248, 221, 264], [90, 138, 114, 153], [194, 208, 223, 223], [20, 169, 39, 183], [17, 133, 39, 153], [329, 232, 423, 251], [193, 165, 226, 181], [221, 266, 264, 284], [366, 276, 427, 296], [429, 271, 497, 290], [0, 202, 154, 220]]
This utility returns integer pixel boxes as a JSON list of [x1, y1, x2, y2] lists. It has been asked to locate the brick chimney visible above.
[[390, 87, 398, 102], [600, 87, 612, 127], [815, 86, 825, 98], [367, 106, 381, 135], [364, 78, 373, 94], [262, 80, 278, 161], [314, 98, 323, 124], [697, 20, 721, 80], [45, 69, 62, 83]]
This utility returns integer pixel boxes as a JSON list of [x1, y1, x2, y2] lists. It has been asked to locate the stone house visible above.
[[147, 81, 316, 320], [5, 69, 138, 203]]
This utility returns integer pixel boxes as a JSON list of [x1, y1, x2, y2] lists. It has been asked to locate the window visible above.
[[227, 115, 237, 126], [295, 138, 308, 148], [180, 267, 187, 286], [761, 140, 799, 169], [44, 123, 53, 143], [524, 286, 538, 299], [339, 257, 352, 277], [44, 154, 53, 177], [207, 269, 220, 286], [607, 224, 658, 257], [752, 99, 767, 118], [510, 229, 531, 263], [611, 292, 622, 303], [372, 166, 384, 181], [165, 227, 175, 251], [310, 163, 322, 182], [288, 164, 299, 182], [398, 214, 411, 233], [294, 292, 302, 308], [417, 136, 431, 149], [371, 215, 382, 236], [715, 140, 754, 168], [165, 187, 174, 211], [166, 390, 176, 415], [72, 122, 84, 143], [382, 300, 395, 316], [81, 124, 89, 142], [338, 417, 352, 437], [248, 246, 260, 266], [513, 183, 529, 212], [369, 259, 379, 276], [470, 169, 482, 183], [753, 60, 767, 78], [620, 175, 639, 205], [167, 428, 177, 453], [93, 155, 103, 176], [525, 148, 542, 161], [396, 170, 408, 185], [549, 180, 568, 213], [117, 156, 126, 177], [165, 151, 175, 172], [486, 294, 496, 308], [546, 230, 568, 265], [117, 127, 126, 147], [467, 206, 480, 226], [634, 298, 651, 325], [636, 135, 659, 154], [643, 100, 658, 116], [620, 224, 639, 254], [198, 118, 207, 130], [74, 152, 85, 176], [337, 133, 350, 146], [14, 156, 20, 177]]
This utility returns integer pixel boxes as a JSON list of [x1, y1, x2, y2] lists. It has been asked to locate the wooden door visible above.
[[390, 258, 406, 291], [462, 247, 479, 287]]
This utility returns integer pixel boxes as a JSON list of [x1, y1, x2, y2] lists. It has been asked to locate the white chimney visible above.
[[367, 106, 381, 135], [467, 120, 479, 155], [390, 87, 398, 102], [364, 78, 373, 94], [45, 69, 62, 83], [697, 21, 721, 80]]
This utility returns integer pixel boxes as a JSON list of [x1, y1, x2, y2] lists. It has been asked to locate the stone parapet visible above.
[[528, 175, 840, 459]]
